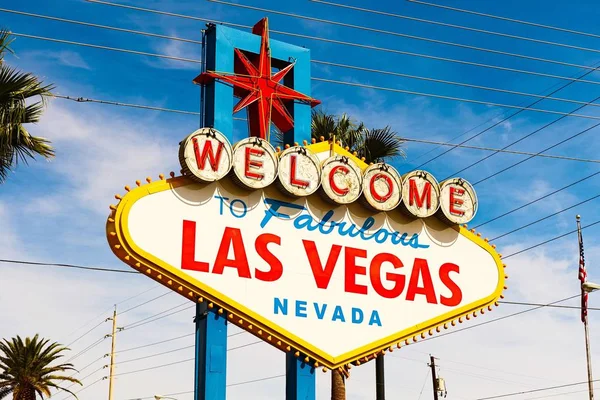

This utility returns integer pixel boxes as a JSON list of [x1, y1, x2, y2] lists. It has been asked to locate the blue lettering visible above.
[[274, 297, 288, 315], [214, 195, 229, 215], [230, 199, 247, 218], [352, 308, 364, 324], [260, 197, 430, 249], [369, 310, 382, 327], [295, 300, 307, 318], [332, 306, 346, 322], [314, 303, 327, 320]]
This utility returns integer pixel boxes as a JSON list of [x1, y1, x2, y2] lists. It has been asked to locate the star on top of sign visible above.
[[194, 18, 321, 140]]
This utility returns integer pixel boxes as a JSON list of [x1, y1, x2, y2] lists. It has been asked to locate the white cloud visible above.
[[21, 50, 91, 70]]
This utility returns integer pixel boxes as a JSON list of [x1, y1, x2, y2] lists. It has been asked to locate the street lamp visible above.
[[583, 282, 600, 292]]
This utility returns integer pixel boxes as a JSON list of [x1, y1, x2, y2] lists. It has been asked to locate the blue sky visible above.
[[2, 0, 600, 399]]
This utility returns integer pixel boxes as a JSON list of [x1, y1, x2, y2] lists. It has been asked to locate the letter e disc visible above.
[[231, 137, 278, 189], [400, 170, 441, 218], [277, 146, 322, 197], [179, 127, 233, 182], [320, 156, 363, 204], [438, 178, 478, 224], [362, 163, 402, 212]]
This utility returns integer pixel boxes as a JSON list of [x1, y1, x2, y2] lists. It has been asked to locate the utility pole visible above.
[[108, 306, 118, 400], [429, 355, 439, 400], [376, 354, 385, 400]]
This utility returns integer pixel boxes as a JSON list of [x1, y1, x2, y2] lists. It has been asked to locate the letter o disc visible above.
[[179, 127, 233, 182], [231, 137, 278, 189], [277, 146, 322, 197], [320, 156, 363, 204], [438, 178, 478, 224], [362, 163, 402, 212], [400, 170, 441, 218]]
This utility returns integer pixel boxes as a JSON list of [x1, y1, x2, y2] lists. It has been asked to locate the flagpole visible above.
[[578, 215, 594, 400]]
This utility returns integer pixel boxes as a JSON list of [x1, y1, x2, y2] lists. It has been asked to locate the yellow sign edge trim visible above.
[[106, 176, 506, 370]]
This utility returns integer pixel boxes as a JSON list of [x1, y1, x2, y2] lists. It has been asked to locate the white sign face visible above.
[[362, 163, 403, 212], [320, 156, 363, 204], [439, 178, 478, 225], [179, 128, 233, 182], [231, 138, 278, 189], [277, 146, 321, 197], [401, 170, 441, 218], [108, 175, 504, 368]]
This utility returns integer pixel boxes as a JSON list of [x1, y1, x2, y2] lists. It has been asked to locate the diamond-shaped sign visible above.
[[107, 143, 505, 369]]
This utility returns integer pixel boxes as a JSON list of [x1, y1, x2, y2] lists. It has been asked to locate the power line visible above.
[[414, 59, 600, 169], [503, 219, 600, 259], [314, 77, 600, 121], [66, 319, 108, 348], [86, 0, 600, 87], [120, 291, 172, 315], [0, 8, 202, 44], [412, 295, 579, 345], [403, 138, 600, 164], [0, 258, 140, 274], [55, 94, 201, 116], [490, 193, 600, 242], [121, 304, 194, 331], [312, 0, 600, 57], [475, 379, 600, 400], [11, 32, 202, 64], [17, 31, 600, 120], [406, 0, 600, 41], [446, 89, 600, 181], [474, 170, 600, 229], [471, 119, 600, 185], [499, 301, 600, 311], [210, 0, 600, 63], [115, 333, 195, 354]]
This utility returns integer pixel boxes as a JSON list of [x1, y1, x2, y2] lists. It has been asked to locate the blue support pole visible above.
[[194, 302, 227, 400], [286, 353, 316, 400]]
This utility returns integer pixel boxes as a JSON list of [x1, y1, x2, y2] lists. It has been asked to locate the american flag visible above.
[[578, 218, 588, 323]]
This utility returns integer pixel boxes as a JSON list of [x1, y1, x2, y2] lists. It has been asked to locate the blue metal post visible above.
[[194, 302, 227, 400], [286, 353, 316, 400]]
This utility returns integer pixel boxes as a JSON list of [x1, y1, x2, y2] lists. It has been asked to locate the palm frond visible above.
[[0, 386, 12, 400], [0, 29, 15, 62], [360, 126, 406, 163]]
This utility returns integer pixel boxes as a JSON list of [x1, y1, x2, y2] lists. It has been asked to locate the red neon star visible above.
[[194, 18, 320, 140]]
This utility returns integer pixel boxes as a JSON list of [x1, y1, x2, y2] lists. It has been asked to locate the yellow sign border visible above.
[[106, 142, 506, 370]]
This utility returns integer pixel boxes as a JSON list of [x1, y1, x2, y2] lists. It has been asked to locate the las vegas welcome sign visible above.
[[107, 128, 505, 370]]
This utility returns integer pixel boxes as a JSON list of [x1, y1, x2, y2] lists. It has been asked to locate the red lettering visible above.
[[329, 165, 350, 196], [449, 187, 465, 216], [369, 173, 393, 203], [181, 220, 210, 272], [370, 253, 405, 299], [254, 233, 283, 282], [406, 258, 437, 304], [290, 155, 310, 188], [409, 179, 432, 209], [212, 227, 251, 278], [344, 247, 368, 295], [244, 147, 264, 180], [193, 138, 224, 171], [303, 240, 342, 289], [439, 263, 462, 307]]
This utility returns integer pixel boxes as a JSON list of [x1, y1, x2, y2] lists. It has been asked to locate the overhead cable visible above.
[[209, 0, 600, 60], [414, 59, 600, 169], [11, 32, 202, 63], [311, 0, 600, 55], [475, 378, 600, 400], [406, 0, 600, 40], [85, 0, 600, 86], [0, 258, 139, 273], [474, 170, 600, 229], [403, 138, 600, 164], [119, 291, 172, 315]]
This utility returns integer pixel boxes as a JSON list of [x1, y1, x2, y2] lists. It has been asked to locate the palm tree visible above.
[[311, 109, 405, 164], [0, 29, 55, 183], [0, 334, 81, 399]]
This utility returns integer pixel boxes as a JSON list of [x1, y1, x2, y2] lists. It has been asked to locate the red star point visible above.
[[194, 18, 320, 140]]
